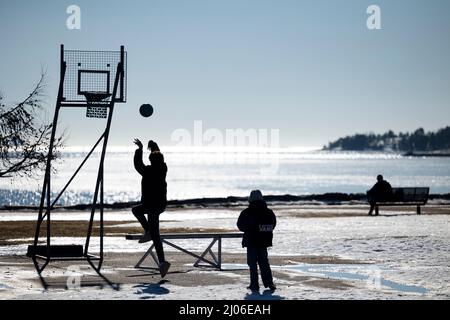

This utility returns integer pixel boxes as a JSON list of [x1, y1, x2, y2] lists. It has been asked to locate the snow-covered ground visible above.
[[0, 206, 449, 299]]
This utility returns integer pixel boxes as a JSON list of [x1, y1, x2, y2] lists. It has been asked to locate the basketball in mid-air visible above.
[[139, 104, 154, 117]]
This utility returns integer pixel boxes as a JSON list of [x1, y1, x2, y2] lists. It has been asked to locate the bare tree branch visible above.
[[0, 72, 64, 179]]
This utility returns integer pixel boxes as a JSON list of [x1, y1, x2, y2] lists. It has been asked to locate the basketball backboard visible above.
[[61, 47, 127, 103]]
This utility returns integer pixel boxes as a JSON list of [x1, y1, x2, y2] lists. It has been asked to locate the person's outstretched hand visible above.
[[133, 139, 143, 150]]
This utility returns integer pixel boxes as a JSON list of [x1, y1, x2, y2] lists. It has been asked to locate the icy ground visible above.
[[0, 206, 449, 299]]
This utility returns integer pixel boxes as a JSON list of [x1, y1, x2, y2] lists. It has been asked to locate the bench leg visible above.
[[208, 249, 219, 266], [375, 206, 379, 216], [218, 237, 222, 270], [135, 244, 158, 268], [194, 238, 219, 268], [417, 205, 421, 215], [161, 239, 219, 268]]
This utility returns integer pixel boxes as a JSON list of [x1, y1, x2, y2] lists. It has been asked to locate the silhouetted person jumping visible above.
[[237, 190, 277, 292], [367, 174, 393, 216], [132, 138, 170, 277]]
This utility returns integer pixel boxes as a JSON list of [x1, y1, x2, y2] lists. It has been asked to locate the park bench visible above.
[[125, 232, 243, 270], [368, 187, 430, 215]]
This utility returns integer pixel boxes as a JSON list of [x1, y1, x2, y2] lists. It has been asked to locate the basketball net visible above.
[[83, 92, 111, 119]]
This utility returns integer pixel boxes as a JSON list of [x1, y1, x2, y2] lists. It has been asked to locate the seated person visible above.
[[367, 175, 393, 216]]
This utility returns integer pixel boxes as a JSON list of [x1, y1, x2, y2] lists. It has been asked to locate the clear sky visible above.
[[1, 0, 449, 147]]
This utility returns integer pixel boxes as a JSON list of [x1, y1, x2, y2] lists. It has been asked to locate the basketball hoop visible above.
[[30, 45, 127, 288], [83, 91, 112, 118]]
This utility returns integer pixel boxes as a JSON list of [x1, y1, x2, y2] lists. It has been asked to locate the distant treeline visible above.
[[324, 127, 450, 152]]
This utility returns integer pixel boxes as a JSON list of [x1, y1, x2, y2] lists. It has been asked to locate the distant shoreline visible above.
[[321, 149, 450, 157], [2, 192, 450, 211], [403, 152, 450, 157], [323, 126, 450, 153]]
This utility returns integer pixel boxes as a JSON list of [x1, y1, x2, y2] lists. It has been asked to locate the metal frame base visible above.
[[129, 233, 244, 270], [31, 254, 119, 290]]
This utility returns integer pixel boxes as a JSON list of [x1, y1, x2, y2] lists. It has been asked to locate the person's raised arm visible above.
[[133, 139, 145, 175]]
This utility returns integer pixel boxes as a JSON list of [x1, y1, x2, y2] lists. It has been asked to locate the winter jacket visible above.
[[237, 200, 276, 248], [367, 180, 393, 202], [134, 148, 167, 212]]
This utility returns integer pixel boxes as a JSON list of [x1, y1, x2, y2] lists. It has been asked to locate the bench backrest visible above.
[[391, 187, 429, 203]]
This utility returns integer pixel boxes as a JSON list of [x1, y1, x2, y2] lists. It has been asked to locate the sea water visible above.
[[1, 147, 449, 206]]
